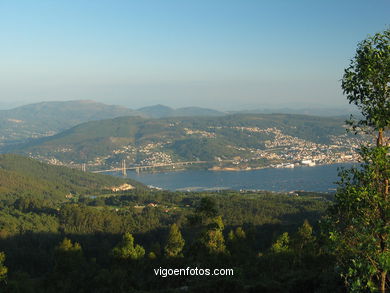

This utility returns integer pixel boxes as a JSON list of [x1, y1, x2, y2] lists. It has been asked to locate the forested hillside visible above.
[[0, 154, 145, 202], [0, 156, 338, 292]]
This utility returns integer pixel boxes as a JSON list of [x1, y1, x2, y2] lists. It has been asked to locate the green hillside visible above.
[[6, 113, 356, 168], [0, 100, 143, 147], [0, 154, 145, 201]]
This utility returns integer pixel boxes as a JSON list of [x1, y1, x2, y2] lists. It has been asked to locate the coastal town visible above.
[[28, 124, 369, 173]]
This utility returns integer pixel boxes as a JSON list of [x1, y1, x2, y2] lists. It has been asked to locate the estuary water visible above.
[[108, 163, 355, 192]]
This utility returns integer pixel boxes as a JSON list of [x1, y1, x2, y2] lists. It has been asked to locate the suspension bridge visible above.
[[89, 159, 211, 175]]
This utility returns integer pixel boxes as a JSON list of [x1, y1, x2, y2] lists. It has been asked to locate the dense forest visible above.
[[0, 154, 342, 292]]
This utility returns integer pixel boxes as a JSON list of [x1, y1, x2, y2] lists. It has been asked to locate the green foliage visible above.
[[147, 251, 157, 259], [201, 229, 227, 255], [201, 216, 227, 255], [326, 146, 390, 291], [227, 226, 250, 260], [0, 159, 338, 292], [292, 219, 316, 252], [0, 208, 59, 235], [168, 137, 240, 161], [0, 154, 144, 202], [54, 238, 84, 273], [164, 223, 185, 258], [56, 237, 82, 253], [112, 233, 145, 260], [208, 215, 224, 230], [342, 28, 390, 131], [327, 28, 390, 293], [271, 232, 290, 253], [0, 252, 7, 282], [235, 227, 246, 239]]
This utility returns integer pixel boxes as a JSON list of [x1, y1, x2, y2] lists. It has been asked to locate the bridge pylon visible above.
[[122, 160, 127, 176]]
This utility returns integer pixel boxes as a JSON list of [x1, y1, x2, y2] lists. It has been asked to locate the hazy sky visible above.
[[0, 0, 389, 110]]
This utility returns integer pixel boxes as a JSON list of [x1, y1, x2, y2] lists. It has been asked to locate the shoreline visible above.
[[102, 161, 358, 174]]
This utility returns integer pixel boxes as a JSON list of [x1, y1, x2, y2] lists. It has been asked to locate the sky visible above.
[[0, 0, 389, 110]]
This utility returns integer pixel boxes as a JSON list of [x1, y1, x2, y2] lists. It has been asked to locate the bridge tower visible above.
[[122, 160, 127, 176]]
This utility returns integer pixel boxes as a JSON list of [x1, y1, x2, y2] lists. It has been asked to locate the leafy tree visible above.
[[112, 232, 145, 260], [201, 216, 227, 255], [197, 197, 218, 219], [228, 227, 246, 242], [327, 147, 389, 292], [341, 28, 389, 145], [327, 28, 389, 293], [164, 223, 185, 258], [187, 197, 218, 226], [0, 252, 7, 282], [293, 220, 316, 252], [227, 226, 250, 259], [271, 232, 290, 254], [54, 238, 84, 273], [202, 229, 227, 255]]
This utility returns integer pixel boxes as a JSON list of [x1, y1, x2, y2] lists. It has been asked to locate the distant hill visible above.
[[9, 113, 351, 165], [0, 154, 145, 201], [0, 100, 143, 147], [137, 105, 175, 118], [137, 105, 225, 118], [231, 107, 358, 117], [0, 100, 353, 151], [0, 101, 224, 149]]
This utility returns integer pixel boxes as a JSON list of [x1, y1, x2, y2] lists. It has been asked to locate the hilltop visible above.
[[0, 100, 143, 146], [0, 100, 227, 149]]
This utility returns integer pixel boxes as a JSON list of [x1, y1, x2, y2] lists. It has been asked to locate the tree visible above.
[[327, 28, 389, 293], [197, 197, 218, 219], [341, 28, 390, 146], [112, 233, 145, 260], [187, 197, 218, 226], [54, 238, 84, 273], [270, 232, 290, 254], [201, 216, 227, 255], [164, 224, 185, 258], [227, 227, 249, 258], [0, 252, 7, 282], [292, 220, 316, 253]]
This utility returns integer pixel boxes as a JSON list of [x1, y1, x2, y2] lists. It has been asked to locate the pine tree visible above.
[[293, 220, 316, 252], [201, 216, 227, 255], [112, 233, 145, 260], [164, 224, 185, 258]]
